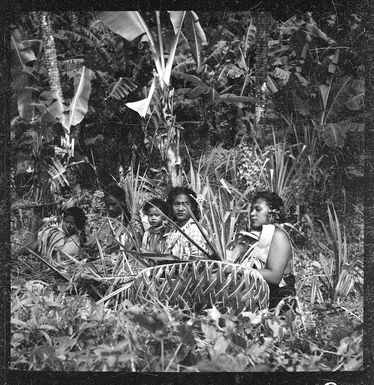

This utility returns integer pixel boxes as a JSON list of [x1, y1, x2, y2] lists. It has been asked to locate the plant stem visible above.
[[161, 338, 165, 371], [337, 305, 362, 323], [165, 342, 182, 372]]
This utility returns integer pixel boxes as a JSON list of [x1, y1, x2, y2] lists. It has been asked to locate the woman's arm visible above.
[[257, 227, 292, 285]]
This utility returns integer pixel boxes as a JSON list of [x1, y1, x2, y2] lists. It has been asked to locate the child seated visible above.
[[141, 198, 169, 254]]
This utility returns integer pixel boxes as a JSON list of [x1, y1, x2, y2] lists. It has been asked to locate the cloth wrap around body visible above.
[[38, 225, 80, 262]]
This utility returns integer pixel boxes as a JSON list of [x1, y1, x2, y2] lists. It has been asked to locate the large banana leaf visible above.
[[125, 77, 156, 118], [66, 66, 94, 129], [11, 28, 37, 121], [163, 12, 185, 85], [100, 11, 190, 89], [100, 11, 162, 79], [170, 11, 207, 69], [16, 82, 33, 121], [11, 27, 37, 65], [100, 11, 149, 41], [46, 66, 93, 131], [315, 120, 363, 148]]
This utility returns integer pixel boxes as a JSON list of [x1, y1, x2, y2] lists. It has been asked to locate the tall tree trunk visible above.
[[254, 12, 272, 145], [40, 12, 72, 152]]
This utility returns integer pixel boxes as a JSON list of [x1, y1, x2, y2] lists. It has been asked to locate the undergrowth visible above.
[[10, 281, 362, 372]]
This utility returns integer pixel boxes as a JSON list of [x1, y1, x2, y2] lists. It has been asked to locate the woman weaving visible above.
[[230, 191, 295, 309], [18, 207, 87, 263]]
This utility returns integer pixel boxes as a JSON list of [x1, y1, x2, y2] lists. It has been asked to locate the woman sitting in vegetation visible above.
[[95, 184, 131, 248], [231, 191, 295, 309], [164, 187, 208, 260], [141, 198, 170, 253], [103, 184, 130, 224], [18, 207, 87, 262]]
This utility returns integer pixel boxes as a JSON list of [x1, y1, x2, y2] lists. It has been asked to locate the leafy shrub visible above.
[[11, 281, 362, 372]]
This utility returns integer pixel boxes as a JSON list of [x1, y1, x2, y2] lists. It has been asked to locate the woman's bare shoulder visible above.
[[273, 226, 291, 244]]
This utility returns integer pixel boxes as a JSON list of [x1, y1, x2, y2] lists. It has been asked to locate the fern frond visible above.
[[60, 58, 85, 72], [108, 77, 138, 100], [59, 28, 112, 65], [59, 29, 99, 48]]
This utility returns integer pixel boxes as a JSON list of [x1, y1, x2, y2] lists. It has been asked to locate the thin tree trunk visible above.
[[254, 12, 272, 145], [40, 12, 71, 151]]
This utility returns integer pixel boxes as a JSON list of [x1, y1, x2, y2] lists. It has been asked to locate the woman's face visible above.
[[105, 196, 122, 218], [172, 193, 192, 226], [147, 207, 163, 228], [250, 198, 271, 230], [62, 215, 78, 236]]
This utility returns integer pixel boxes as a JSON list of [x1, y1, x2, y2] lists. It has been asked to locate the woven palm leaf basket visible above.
[[125, 260, 270, 314]]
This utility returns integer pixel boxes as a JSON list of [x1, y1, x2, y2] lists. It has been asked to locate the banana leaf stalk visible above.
[[109, 236, 183, 265]]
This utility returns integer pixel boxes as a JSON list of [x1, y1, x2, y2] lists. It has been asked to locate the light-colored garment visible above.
[[240, 224, 294, 287], [38, 225, 80, 262], [165, 219, 208, 260], [141, 224, 168, 253]]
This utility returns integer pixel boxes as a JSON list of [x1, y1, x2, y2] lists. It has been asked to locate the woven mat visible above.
[[126, 260, 269, 313]]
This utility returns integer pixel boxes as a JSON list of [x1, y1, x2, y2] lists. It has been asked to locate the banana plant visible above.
[[99, 11, 207, 187], [10, 22, 38, 123], [12, 13, 95, 200], [171, 15, 258, 107], [44, 65, 94, 157], [38, 12, 95, 158]]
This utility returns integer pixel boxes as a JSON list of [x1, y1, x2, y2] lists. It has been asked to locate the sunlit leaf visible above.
[[266, 75, 278, 93], [163, 12, 186, 85], [67, 66, 94, 129], [170, 11, 207, 69], [100, 11, 147, 41], [319, 84, 330, 111], [125, 77, 156, 117], [213, 335, 229, 355]]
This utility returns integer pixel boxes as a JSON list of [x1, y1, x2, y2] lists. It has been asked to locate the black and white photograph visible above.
[[1, 2, 372, 383]]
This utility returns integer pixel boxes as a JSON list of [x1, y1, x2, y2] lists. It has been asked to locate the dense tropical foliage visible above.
[[9, 8, 365, 373]]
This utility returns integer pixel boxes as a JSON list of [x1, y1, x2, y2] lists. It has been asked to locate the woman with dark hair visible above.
[[103, 184, 130, 224], [164, 187, 208, 260], [95, 184, 132, 248], [231, 191, 295, 309], [18, 207, 87, 262]]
